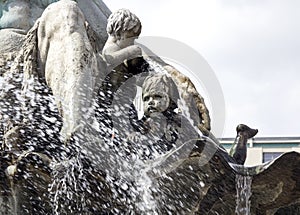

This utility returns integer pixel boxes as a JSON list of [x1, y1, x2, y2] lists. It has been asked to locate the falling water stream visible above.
[[235, 174, 252, 215]]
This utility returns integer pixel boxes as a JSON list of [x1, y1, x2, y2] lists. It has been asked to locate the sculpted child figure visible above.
[[126, 73, 200, 159], [98, 9, 150, 140], [100, 8, 147, 95], [102, 8, 143, 71]]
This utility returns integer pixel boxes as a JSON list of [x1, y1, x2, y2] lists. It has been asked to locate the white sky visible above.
[[103, 0, 300, 137]]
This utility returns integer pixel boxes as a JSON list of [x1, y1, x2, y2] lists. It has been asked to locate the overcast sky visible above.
[[103, 0, 300, 137]]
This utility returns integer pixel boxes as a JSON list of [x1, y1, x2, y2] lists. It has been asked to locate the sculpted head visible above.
[[106, 9, 142, 40], [142, 74, 179, 117]]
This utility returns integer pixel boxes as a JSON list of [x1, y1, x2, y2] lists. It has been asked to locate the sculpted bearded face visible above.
[[143, 88, 170, 117]]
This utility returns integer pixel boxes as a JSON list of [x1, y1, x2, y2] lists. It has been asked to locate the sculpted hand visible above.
[[127, 45, 142, 59]]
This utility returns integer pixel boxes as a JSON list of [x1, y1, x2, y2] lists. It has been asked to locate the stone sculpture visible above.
[[0, 0, 111, 143], [102, 8, 142, 71], [0, 1, 300, 214]]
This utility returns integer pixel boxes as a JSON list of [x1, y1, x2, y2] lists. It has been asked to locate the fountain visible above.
[[0, 1, 300, 214]]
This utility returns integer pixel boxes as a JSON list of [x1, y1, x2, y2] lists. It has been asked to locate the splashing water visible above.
[[0, 54, 219, 214], [235, 174, 252, 215], [49, 154, 87, 215], [134, 161, 158, 214]]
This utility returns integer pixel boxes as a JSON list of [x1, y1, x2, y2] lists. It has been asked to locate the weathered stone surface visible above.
[[162, 145, 300, 214], [251, 152, 300, 214]]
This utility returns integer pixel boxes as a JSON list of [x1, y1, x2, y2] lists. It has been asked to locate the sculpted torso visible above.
[[0, 0, 111, 142]]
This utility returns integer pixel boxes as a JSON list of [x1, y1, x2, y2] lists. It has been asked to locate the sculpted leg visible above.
[[230, 124, 258, 164], [37, 0, 105, 141]]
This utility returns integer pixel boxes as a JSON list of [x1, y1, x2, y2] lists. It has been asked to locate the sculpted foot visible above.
[[236, 124, 258, 139]]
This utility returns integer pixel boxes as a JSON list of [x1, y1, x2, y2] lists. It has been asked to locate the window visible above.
[[263, 152, 283, 163]]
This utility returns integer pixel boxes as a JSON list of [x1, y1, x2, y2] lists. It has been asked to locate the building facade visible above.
[[220, 137, 300, 166]]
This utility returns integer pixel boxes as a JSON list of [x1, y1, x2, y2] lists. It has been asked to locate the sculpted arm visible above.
[[102, 42, 142, 70]]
